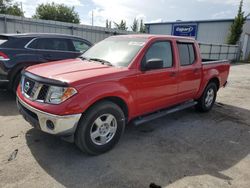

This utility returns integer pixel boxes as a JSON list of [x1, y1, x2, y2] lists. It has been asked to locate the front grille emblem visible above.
[[21, 76, 48, 102], [24, 81, 30, 93]]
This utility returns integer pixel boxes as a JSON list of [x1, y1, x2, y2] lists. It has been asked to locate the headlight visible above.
[[46, 86, 77, 104]]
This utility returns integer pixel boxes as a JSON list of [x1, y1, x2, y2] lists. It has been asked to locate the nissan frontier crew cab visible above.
[[17, 35, 230, 155]]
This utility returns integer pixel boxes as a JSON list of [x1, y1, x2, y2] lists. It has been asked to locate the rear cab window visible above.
[[177, 42, 196, 66]]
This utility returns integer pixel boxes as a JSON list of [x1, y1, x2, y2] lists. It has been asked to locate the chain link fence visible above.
[[199, 42, 240, 61]]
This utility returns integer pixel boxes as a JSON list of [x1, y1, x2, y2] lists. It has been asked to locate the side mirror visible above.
[[143, 58, 163, 71]]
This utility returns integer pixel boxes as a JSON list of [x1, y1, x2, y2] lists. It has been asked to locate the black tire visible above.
[[12, 73, 21, 93], [75, 101, 125, 155], [195, 82, 217, 112]]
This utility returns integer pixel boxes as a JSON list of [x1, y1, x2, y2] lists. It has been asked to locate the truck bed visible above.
[[202, 59, 230, 65], [201, 59, 230, 89]]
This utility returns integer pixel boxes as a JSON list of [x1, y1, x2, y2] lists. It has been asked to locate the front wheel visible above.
[[196, 82, 217, 112], [75, 101, 125, 155]]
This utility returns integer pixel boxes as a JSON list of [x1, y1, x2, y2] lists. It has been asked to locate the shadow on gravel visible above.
[[25, 103, 250, 188], [0, 90, 19, 116]]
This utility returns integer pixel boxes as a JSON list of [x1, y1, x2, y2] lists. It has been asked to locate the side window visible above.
[[28, 38, 71, 51], [72, 40, 91, 52], [52, 38, 70, 51], [27, 39, 38, 49], [177, 43, 196, 66], [144, 41, 173, 68], [31, 38, 54, 50]]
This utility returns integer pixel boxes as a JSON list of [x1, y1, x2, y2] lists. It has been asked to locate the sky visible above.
[[15, 0, 250, 29]]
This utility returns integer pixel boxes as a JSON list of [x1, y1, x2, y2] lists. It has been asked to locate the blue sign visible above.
[[172, 24, 197, 37]]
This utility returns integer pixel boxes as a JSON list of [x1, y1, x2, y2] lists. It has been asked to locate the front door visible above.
[[136, 41, 179, 115]]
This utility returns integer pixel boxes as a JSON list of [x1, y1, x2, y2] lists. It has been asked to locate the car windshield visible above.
[[81, 37, 147, 67]]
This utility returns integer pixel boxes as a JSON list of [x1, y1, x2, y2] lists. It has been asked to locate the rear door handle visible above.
[[169, 71, 177, 77], [193, 68, 200, 73]]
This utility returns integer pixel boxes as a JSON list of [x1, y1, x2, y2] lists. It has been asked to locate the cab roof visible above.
[[111, 34, 196, 41]]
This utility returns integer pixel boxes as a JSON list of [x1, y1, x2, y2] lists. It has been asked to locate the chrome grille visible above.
[[21, 76, 48, 102], [37, 85, 49, 101]]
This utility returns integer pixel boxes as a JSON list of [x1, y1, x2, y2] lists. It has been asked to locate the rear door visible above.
[[177, 42, 202, 102], [136, 40, 179, 115]]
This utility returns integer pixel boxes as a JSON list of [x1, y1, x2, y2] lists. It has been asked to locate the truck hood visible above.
[[26, 58, 125, 84]]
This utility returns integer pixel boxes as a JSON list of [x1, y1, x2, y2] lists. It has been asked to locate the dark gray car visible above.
[[0, 33, 92, 92]]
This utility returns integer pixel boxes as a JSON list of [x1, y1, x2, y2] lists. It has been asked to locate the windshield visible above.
[[82, 37, 147, 67]]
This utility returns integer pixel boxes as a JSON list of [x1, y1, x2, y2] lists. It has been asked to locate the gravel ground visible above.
[[0, 64, 250, 188]]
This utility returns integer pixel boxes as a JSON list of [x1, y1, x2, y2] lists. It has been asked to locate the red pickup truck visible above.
[[17, 35, 230, 155]]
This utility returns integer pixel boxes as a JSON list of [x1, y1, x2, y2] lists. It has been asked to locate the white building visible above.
[[145, 19, 250, 61]]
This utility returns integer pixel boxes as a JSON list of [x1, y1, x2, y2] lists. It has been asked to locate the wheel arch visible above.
[[196, 76, 221, 99], [83, 96, 130, 123], [208, 77, 220, 91], [8, 62, 36, 89]]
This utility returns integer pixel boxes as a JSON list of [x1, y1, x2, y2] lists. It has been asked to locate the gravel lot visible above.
[[0, 64, 250, 188]]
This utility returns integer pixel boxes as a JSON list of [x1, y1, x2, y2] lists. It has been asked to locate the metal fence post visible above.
[[236, 43, 241, 61], [4, 15, 7, 33], [226, 46, 230, 60], [219, 44, 222, 60], [209, 44, 212, 59]]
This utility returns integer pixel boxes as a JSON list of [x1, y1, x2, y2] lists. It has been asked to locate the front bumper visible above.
[[17, 97, 82, 135]]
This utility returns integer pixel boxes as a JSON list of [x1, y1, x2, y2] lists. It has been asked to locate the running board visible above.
[[133, 100, 198, 126]]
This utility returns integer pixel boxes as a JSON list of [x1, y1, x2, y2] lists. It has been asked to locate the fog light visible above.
[[46, 120, 55, 130]]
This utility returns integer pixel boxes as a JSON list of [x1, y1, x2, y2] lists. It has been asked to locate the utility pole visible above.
[[21, 2, 24, 33], [20, 2, 23, 14], [91, 10, 94, 26]]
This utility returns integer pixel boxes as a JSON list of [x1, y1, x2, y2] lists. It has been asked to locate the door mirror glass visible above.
[[144, 58, 163, 70]]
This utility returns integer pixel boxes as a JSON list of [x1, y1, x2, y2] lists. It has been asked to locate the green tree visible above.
[[131, 18, 139, 32], [139, 19, 146, 33], [33, 2, 80, 24], [0, 0, 24, 16], [227, 0, 249, 44], [114, 20, 128, 31]]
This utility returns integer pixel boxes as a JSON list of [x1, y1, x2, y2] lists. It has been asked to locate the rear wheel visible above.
[[75, 101, 125, 155], [196, 82, 217, 112]]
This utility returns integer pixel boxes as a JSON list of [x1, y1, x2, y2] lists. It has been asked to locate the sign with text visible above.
[[172, 24, 197, 37]]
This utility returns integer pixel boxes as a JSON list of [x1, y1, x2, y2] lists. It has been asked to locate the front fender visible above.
[[73, 81, 135, 119]]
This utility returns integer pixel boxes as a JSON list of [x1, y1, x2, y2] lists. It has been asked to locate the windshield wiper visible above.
[[79, 56, 89, 61], [89, 58, 113, 66]]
